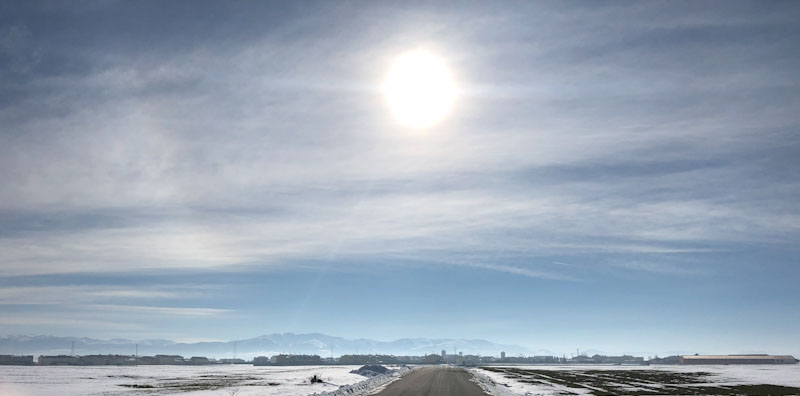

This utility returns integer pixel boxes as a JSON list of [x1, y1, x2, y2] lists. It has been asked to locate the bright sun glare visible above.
[[383, 50, 456, 129]]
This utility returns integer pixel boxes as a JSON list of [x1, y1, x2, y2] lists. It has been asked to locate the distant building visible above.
[[572, 354, 593, 364], [395, 355, 425, 364], [135, 356, 158, 365], [80, 354, 135, 366], [480, 356, 496, 364], [339, 354, 397, 365], [253, 356, 271, 366], [461, 354, 480, 366], [154, 355, 185, 365], [680, 354, 798, 365], [648, 355, 680, 365], [567, 354, 644, 365], [271, 354, 322, 366], [219, 358, 246, 364], [441, 350, 446, 358], [500, 351, 506, 359], [0, 355, 34, 366], [187, 356, 211, 365], [38, 355, 81, 366], [532, 355, 556, 363], [498, 355, 560, 364]]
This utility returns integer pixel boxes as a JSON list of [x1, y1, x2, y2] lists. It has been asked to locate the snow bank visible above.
[[311, 365, 415, 396], [469, 368, 524, 396], [350, 365, 392, 377]]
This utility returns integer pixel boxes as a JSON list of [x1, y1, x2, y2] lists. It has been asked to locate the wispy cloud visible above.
[[0, 285, 210, 305], [85, 304, 232, 317], [607, 261, 704, 276]]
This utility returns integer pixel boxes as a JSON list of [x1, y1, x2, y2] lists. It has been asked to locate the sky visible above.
[[0, 1, 799, 357]]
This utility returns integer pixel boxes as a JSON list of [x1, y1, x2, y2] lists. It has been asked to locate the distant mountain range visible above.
[[0, 333, 547, 359]]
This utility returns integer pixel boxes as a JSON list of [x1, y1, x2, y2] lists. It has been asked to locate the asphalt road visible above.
[[374, 366, 488, 396]]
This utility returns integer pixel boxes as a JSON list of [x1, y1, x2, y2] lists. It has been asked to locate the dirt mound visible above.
[[350, 364, 392, 377]]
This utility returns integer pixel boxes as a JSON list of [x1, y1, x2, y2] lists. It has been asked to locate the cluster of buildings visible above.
[[0, 355, 34, 365], [254, 354, 323, 366], [336, 354, 425, 365], [491, 352, 559, 365], [253, 354, 433, 366], [437, 352, 798, 366], [242, 350, 798, 366], [679, 354, 798, 365], [1, 352, 796, 366], [0, 354, 247, 366], [561, 354, 797, 365], [571, 354, 645, 365]]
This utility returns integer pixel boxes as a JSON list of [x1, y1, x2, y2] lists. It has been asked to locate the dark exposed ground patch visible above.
[[481, 367, 800, 396], [120, 380, 237, 392], [118, 384, 155, 389], [117, 373, 292, 392]]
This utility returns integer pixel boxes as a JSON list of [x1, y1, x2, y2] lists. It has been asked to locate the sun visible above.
[[382, 50, 456, 128]]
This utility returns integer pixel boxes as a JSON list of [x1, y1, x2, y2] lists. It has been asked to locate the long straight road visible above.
[[374, 366, 488, 396]]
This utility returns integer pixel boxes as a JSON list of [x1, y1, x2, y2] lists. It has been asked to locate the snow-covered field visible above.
[[472, 364, 800, 396], [0, 365, 385, 396]]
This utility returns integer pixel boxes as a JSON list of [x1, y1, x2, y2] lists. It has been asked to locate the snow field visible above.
[[0, 364, 375, 396], [471, 364, 800, 396]]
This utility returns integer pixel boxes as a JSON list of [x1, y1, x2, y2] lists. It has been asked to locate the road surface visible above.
[[374, 366, 488, 396]]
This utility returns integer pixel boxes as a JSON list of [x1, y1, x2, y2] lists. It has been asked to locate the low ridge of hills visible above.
[[0, 333, 545, 359]]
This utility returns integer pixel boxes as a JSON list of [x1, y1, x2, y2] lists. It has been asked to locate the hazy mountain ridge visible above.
[[0, 333, 534, 359]]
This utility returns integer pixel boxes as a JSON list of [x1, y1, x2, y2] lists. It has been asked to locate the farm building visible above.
[[38, 355, 81, 365], [0, 355, 34, 365]]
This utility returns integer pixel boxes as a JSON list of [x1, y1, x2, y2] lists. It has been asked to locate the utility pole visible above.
[[234, 341, 237, 361], [70, 341, 75, 356], [135, 344, 138, 366]]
